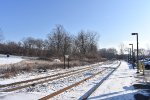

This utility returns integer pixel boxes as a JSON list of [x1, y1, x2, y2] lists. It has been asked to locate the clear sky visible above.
[[0, 0, 150, 50]]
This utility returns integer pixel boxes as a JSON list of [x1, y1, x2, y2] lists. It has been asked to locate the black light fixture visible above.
[[132, 33, 137, 35]]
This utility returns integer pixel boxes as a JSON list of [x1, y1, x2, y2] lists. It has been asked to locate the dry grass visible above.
[[0, 59, 101, 79], [4, 72, 16, 78]]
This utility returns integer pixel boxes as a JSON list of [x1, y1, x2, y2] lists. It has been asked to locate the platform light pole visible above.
[[131, 33, 139, 73], [129, 48, 131, 62], [129, 44, 134, 69], [129, 44, 133, 61], [127, 48, 130, 63]]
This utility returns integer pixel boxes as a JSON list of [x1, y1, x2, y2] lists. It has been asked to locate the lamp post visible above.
[[129, 44, 133, 58], [129, 44, 133, 60], [131, 33, 139, 73], [127, 48, 129, 63], [129, 48, 131, 62], [129, 44, 134, 69]]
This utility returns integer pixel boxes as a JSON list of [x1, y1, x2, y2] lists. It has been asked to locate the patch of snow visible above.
[[53, 59, 61, 63], [0, 56, 23, 65], [0, 92, 44, 100]]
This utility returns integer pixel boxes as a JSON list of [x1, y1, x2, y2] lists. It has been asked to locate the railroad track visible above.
[[0, 62, 110, 92], [80, 61, 121, 100], [39, 61, 121, 100]]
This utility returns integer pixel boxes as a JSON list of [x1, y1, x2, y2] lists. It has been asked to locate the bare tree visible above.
[[22, 37, 34, 56], [139, 48, 146, 59], [47, 25, 71, 57], [99, 48, 117, 60], [118, 43, 126, 59], [99, 48, 107, 58], [75, 30, 98, 58], [119, 43, 125, 55], [34, 39, 44, 56], [76, 30, 88, 55], [86, 31, 98, 57], [62, 34, 72, 55], [0, 25, 100, 61]]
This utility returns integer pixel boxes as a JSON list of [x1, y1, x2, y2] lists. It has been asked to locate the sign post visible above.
[[65, 55, 69, 68]]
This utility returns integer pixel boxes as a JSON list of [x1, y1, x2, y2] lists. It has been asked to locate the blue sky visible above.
[[0, 0, 150, 49]]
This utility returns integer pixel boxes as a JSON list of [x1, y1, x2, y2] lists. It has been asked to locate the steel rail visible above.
[[39, 68, 108, 100], [1, 64, 103, 92]]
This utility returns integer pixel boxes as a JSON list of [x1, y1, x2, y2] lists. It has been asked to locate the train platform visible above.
[[87, 61, 150, 100], [136, 70, 150, 83]]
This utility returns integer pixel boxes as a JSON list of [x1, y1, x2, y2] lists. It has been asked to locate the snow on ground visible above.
[[50, 61, 120, 100], [0, 54, 24, 65], [87, 61, 137, 100], [0, 61, 140, 100], [0, 61, 115, 100], [0, 92, 44, 100], [51, 68, 114, 100]]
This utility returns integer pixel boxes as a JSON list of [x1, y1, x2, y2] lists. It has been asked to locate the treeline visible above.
[[0, 25, 99, 60], [99, 48, 118, 60]]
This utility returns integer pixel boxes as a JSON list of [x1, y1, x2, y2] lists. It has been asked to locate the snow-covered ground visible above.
[[0, 54, 24, 65], [87, 61, 137, 100], [0, 61, 115, 100], [0, 61, 147, 100]]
